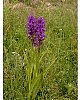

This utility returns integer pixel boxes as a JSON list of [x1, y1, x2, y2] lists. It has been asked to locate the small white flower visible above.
[[12, 52, 16, 54]]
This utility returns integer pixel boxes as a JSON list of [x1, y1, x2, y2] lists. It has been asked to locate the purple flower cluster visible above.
[[27, 15, 46, 48]]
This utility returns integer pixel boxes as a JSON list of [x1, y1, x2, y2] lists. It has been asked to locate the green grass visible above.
[[3, 0, 77, 100]]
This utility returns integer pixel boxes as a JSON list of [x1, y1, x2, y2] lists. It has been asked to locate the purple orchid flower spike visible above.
[[27, 15, 36, 38], [37, 17, 46, 33], [27, 15, 46, 50]]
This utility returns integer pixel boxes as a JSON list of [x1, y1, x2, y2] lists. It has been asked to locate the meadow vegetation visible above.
[[3, 0, 77, 99]]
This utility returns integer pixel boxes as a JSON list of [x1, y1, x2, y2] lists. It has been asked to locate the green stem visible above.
[[36, 48, 40, 77]]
